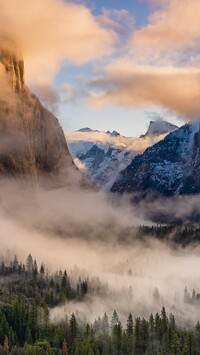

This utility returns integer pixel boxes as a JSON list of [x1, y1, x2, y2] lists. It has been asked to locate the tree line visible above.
[[0, 254, 199, 354]]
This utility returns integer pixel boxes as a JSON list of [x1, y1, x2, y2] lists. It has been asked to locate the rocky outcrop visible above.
[[0, 48, 76, 185], [140, 120, 178, 138], [0, 49, 24, 92]]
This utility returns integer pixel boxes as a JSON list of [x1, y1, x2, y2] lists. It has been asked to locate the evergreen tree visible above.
[[40, 263, 45, 277], [26, 254, 33, 273], [112, 321, 122, 355], [102, 313, 109, 336], [195, 321, 200, 350], [69, 313, 77, 348], [183, 331, 198, 355], [170, 333, 180, 355], [111, 310, 119, 329]]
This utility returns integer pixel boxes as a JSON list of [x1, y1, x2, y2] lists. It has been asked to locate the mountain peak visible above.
[[141, 120, 178, 138], [106, 130, 120, 137], [111, 121, 200, 197], [76, 127, 98, 133], [77, 128, 121, 136]]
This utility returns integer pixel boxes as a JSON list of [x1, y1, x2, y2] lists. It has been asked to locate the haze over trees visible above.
[[0, 254, 198, 354]]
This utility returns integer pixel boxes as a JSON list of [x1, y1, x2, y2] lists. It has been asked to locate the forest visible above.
[[0, 253, 199, 354], [137, 225, 200, 246]]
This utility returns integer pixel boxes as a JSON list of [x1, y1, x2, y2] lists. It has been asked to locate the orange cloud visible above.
[[133, 0, 200, 51], [89, 60, 200, 118], [98, 9, 135, 37], [89, 0, 200, 119], [0, 0, 116, 85]]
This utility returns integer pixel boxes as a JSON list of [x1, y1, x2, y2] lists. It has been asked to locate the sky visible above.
[[38, 0, 157, 136], [52, 0, 171, 136], [2, 0, 200, 136]]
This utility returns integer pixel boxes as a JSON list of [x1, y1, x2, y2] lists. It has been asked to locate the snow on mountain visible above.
[[65, 120, 178, 189], [111, 120, 200, 196]]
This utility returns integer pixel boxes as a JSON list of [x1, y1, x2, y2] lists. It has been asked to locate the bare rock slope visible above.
[[0, 48, 76, 185]]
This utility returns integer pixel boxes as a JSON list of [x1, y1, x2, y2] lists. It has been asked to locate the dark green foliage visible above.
[[137, 224, 200, 246], [1, 255, 200, 354]]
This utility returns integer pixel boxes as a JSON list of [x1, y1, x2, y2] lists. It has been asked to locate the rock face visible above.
[[140, 120, 178, 138], [0, 49, 25, 92], [0, 48, 75, 184], [111, 122, 200, 196]]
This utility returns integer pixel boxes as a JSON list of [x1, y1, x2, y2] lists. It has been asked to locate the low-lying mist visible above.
[[1, 178, 200, 328]]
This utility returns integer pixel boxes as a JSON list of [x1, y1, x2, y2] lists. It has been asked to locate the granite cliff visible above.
[[0, 47, 76, 185]]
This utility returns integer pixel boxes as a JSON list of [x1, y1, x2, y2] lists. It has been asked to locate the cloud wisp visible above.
[[0, 0, 117, 85], [81, 0, 200, 120], [88, 62, 200, 119]]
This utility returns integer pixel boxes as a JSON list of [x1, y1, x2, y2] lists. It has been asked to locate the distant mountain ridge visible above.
[[66, 120, 178, 189], [111, 120, 200, 196]]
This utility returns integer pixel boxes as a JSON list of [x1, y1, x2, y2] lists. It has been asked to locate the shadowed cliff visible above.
[[0, 46, 78, 186]]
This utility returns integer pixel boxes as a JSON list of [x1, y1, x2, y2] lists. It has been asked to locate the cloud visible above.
[[32, 84, 60, 114], [0, 0, 117, 85], [2, 189, 200, 326], [65, 129, 169, 153], [133, 0, 200, 52], [60, 83, 87, 104], [148, 0, 170, 7], [1, 176, 200, 325], [98, 9, 135, 39], [84, 0, 200, 119], [88, 60, 200, 118]]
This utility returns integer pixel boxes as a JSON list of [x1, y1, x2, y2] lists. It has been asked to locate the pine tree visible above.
[[1, 260, 5, 273], [161, 307, 168, 334], [134, 317, 142, 355], [125, 313, 134, 355], [183, 331, 198, 355], [102, 313, 109, 336], [192, 289, 196, 303], [12, 255, 19, 271], [140, 318, 149, 354], [170, 333, 180, 355], [40, 263, 45, 277], [126, 313, 134, 336], [69, 313, 77, 346], [33, 260, 38, 281], [195, 321, 200, 350], [26, 254, 33, 273], [111, 310, 119, 329], [112, 321, 122, 355]]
